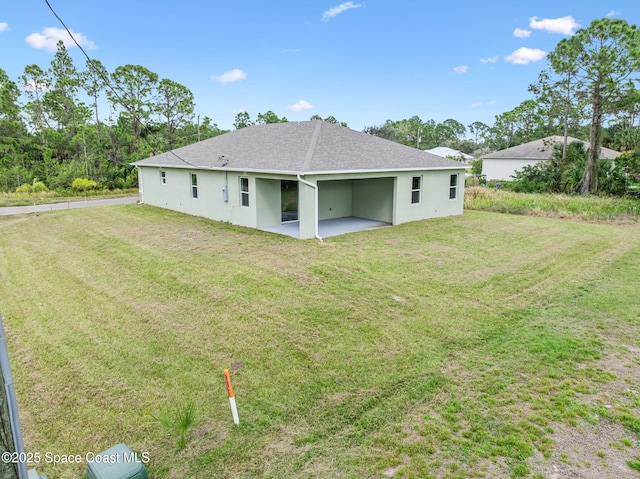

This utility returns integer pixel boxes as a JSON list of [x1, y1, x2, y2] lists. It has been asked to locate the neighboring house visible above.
[[481, 136, 621, 181], [425, 147, 474, 175], [133, 120, 467, 239], [425, 146, 474, 162]]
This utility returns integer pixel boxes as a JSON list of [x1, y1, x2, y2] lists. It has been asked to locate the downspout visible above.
[[137, 167, 144, 204], [296, 174, 322, 242]]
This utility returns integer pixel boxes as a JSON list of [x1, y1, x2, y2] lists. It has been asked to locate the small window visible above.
[[411, 176, 421, 204], [160, 170, 166, 185], [240, 177, 249, 207], [449, 174, 458, 199], [191, 173, 198, 199]]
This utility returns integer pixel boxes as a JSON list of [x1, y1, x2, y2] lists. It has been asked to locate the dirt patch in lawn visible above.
[[528, 344, 640, 479]]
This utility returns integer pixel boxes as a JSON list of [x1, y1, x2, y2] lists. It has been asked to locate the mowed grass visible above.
[[0, 205, 639, 478]]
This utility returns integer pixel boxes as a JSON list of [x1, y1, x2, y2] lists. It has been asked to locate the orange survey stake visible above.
[[223, 369, 240, 424], [223, 369, 235, 398]]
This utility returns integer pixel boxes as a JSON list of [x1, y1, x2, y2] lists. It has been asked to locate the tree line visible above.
[[365, 18, 640, 195], [0, 41, 225, 192], [1, 18, 639, 195]]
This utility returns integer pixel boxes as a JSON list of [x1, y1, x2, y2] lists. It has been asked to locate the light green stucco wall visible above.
[[298, 179, 317, 239], [256, 178, 282, 227], [317, 178, 394, 223], [393, 170, 464, 224], [138, 167, 259, 228], [352, 177, 394, 222], [139, 167, 465, 239], [318, 181, 353, 220]]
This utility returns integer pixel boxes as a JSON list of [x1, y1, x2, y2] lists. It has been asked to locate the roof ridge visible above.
[[302, 121, 322, 172]]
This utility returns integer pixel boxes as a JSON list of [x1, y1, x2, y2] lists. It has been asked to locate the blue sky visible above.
[[1, 1, 639, 134]]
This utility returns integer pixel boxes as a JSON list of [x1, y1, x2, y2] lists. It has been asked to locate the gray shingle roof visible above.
[[481, 136, 620, 160], [133, 120, 466, 173]]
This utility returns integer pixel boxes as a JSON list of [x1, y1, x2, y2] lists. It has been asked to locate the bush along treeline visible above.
[[0, 41, 227, 193], [509, 141, 634, 196]]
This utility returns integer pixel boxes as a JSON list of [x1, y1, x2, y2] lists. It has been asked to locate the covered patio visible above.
[[259, 216, 390, 239]]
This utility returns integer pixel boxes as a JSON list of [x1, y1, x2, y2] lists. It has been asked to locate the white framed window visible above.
[[160, 170, 166, 185], [191, 173, 198, 199], [240, 177, 249, 207], [449, 174, 458, 199], [411, 176, 421, 204]]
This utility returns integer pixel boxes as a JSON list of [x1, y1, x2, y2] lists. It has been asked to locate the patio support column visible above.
[[297, 175, 321, 241]]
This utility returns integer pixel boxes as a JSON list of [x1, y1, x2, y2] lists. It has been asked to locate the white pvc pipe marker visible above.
[[223, 369, 240, 425]]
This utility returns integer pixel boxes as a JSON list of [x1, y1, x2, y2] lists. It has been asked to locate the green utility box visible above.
[[86, 443, 148, 479]]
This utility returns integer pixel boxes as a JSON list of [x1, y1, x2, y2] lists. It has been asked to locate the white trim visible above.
[[449, 174, 458, 200], [411, 175, 422, 205], [239, 176, 249, 207], [190, 172, 198, 199], [134, 164, 467, 175]]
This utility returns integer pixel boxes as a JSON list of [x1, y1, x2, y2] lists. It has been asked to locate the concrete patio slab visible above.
[[259, 216, 390, 239]]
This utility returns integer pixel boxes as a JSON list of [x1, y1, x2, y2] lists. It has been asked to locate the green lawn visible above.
[[0, 205, 639, 478]]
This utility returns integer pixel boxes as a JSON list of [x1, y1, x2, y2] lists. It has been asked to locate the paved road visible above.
[[0, 196, 139, 216]]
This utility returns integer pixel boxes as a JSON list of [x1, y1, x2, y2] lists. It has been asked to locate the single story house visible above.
[[425, 146, 474, 162], [133, 120, 467, 239], [481, 136, 621, 181], [425, 146, 474, 175]]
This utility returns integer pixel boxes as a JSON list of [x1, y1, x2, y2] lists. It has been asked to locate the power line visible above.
[[44, 0, 206, 170]]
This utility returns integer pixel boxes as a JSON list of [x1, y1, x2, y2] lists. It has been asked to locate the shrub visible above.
[[32, 181, 49, 193], [510, 163, 560, 194], [470, 159, 483, 175], [71, 178, 98, 192], [15, 179, 49, 194], [508, 141, 628, 196], [15, 183, 33, 194]]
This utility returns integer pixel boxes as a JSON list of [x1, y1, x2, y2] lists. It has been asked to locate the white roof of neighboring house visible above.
[[481, 136, 621, 160], [425, 147, 475, 161]]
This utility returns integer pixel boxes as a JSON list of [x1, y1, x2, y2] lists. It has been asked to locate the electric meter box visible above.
[[86, 443, 148, 479]]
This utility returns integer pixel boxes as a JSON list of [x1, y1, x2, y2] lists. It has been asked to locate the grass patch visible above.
[[464, 186, 640, 222], [0, 206, 639, 477], [0, 188, 138, 207]]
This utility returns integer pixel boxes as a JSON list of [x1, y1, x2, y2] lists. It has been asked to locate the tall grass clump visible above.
[[149, 401, 198, 450], [465, 186, 640, 222]]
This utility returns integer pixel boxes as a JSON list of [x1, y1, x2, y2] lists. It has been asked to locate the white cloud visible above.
[[504, 47, 547, 65], [453, 65, 468, 74], [321, 2, 362, 22], [529, 16, 580, 35], [480, 55, 499, 64], [606, 10, 620, 18], [288, 100, 313, 112], [21, 79, 49, 93], [283, 48, 301, 53], [513, 28, 531, 38], [211, 69, 247, 83], [25, 27, 96, 52], [0, 22, 8, 33], [471, 102, 483, 108]]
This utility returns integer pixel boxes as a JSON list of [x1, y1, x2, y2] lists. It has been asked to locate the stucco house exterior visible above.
[[481, 136, 621, 181], [133, 120, 467, 239]]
